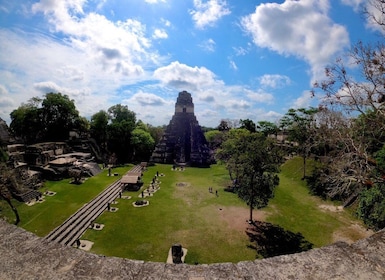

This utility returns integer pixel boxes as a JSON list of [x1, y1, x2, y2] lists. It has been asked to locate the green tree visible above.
[[280, 107, 318, 179], [240, 119, 256, 133], [10, 99, 43, 143], [42, 93, 81, 140], [107, 104, 136, 163], [358, 183, 385, 230], [147, 124, 165, 146], [309, 0, 385, 225], [130, 127, 155, 161], [90, 110, 109, 149], [217, 119, 231, 131], [217, 129, 281, 221], [257, 121, 278, 137], [356, 145, 385, 230], [74, 116, 90, 138], [204, 129, 225, 150], [216, 129, 248, 180], [10, 94, 83, 142]]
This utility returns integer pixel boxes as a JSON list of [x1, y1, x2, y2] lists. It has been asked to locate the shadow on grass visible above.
[[246, 221, 313, 258]]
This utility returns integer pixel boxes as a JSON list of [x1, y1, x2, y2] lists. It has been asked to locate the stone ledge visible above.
[[0, 220, 384, 279]]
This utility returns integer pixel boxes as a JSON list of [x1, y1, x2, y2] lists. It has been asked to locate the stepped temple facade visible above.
[[150, 91, 211, 167]]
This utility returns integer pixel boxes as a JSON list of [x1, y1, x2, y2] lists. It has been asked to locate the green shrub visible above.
[[358, 183, 385, 230]]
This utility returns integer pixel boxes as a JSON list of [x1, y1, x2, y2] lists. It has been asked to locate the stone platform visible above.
[[0, 220, 384, 279]]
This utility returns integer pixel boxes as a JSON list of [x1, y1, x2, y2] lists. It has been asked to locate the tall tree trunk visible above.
[[249, 203, 253, 222], [302, 153, 307, 180], [4, 197, 20, 225], [249, 175, 255, 222]]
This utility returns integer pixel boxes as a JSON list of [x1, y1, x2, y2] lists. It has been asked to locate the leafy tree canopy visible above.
[[240, 118, 256, 133], [10, 93, 83, 142], [216, 129, 281, 221], [257, 121, 278, 136]]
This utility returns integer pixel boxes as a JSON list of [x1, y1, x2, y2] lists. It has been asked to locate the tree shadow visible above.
[[246, 221, 313, 258]]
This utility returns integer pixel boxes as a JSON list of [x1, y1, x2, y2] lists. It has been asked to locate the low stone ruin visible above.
[[8, 142, 101, 178], [6, 141, 102, 202]]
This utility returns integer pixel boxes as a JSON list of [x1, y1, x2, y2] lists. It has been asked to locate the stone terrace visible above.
[[0, 220, 384, 279]]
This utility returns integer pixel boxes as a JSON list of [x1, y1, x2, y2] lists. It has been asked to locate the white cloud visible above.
[[259, 74, 291, 89], [96, 0, 107, 10], [0, 5, 9, 13], [31, 0, 154, 77], [190, 0, 231, 29], [127, 91, 169, 106], [364, 1, 385, 33], [122, 90, 174, 125], [0, 84, 15, 121], [153, 28, 168, 39], [0, 84, 9, 96], [341, 0, 365, 11], [292, 91, 313, 108], [0, 1, 285, 127], [199, 38, 216, 52], [228, 99, 251, 110], [233, 46, 250, 56], [229, 59, 237, 71], [161, 18, 171, 27], [0, 26, 155, 123], [153, 61, 222, 92], [245, 89, 274, 104], [151, 61, 281, 127], [241, 0, 349, 83], [145, 0, 166, 3], [33, 81, 91, 97]]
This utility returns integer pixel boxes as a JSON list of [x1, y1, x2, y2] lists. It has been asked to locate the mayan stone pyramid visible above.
[[150, 91, 211, 167]]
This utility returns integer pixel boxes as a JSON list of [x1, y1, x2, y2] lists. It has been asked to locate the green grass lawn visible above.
[[81, 164, 256, 264], [264, 157, 368, 247], [0, 165, 133, 236], [0, 158, 370, 264]]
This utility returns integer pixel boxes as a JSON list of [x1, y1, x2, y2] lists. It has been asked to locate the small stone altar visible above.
[[166, 243, 187, 264], [132, 200, 149, 207]]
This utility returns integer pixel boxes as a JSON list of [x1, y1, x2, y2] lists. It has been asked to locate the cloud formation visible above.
[[153, 29, 168, 39], [153, 61, 221, 91], [241, 0, 349, 82], [259, 75, 291, 89], [32, 0, 154, 77], [191, 0, 231, 29], [199, 38, 216, 52], [145, 0, 166, 3], [0, 0, 372, 127], [129, 91, 168, 107]]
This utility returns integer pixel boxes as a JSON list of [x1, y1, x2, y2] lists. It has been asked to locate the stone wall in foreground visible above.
[[0, 220, 384, 280]]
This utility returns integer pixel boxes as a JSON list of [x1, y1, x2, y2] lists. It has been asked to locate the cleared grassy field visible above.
[[0, 158, 371, 264], [81, 164, 256, 264]]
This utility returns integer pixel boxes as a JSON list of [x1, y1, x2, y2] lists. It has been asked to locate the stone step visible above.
[[45, 181, 121, 242], [47, 181, 122, 243], [18, 190, 42, 203], [59, 186, 122, 246], [45, 165, 142, 246]]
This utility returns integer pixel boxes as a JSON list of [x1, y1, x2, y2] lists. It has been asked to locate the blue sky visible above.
[[0, 0, 382, 127]]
